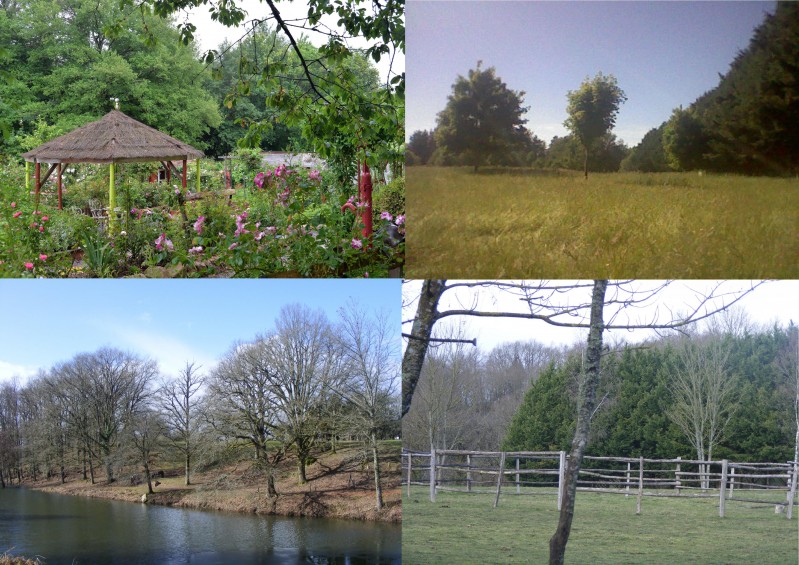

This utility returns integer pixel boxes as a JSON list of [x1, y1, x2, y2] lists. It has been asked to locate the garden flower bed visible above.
[[0, 161, 404, 278]]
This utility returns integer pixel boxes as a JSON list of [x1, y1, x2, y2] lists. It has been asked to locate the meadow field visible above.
[[402, 487, 798, 564], [406, 167, 798, 278]]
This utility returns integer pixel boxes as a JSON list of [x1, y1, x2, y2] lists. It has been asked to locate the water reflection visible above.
[[0, 488, 400, 564]]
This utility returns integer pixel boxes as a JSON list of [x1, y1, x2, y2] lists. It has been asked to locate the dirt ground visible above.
[[27, 445, 401, 523]]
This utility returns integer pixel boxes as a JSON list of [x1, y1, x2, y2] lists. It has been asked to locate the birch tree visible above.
[[668, 334, 736, 488]]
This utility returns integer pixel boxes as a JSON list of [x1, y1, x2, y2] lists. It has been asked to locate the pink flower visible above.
[[38, 226, 44, 233], [228, 242, 238, 250], [175, 188, 181, 195], [363, 272, 369, 278], [309, 170, 321, 181], [265, 226, 277, 235], [189, 246, 203, 254], [24, 262, 33, 270], [39, 254, 47, 262], [41, 216, 48, 222], [351, 238, 363, 250], [10, 202, 16, 208], [155, 233, 173, 252], [234, 213, 249, 237], [395, 215, 405, 226], [254, 172, 265, 189], [13, 211, 21, 219], [193, 215, 205, 234], [380, 211, 393, 221]]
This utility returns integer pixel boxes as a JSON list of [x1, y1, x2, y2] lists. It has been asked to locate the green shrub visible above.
[[373, 176, 405, 216]]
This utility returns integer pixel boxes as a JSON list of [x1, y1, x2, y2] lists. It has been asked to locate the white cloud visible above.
[[0, 360, 40, 383], [113, 329, 219, 379]]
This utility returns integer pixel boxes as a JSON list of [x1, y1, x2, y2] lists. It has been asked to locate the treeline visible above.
[[504, 324, 798, 463], [0, 0, 398, 162], [403, 338, 567, 451], [624, 2, 799, 175], [409, 2, 797, 176], [0, 303, 399, 508], [404, 321, 798, 465]]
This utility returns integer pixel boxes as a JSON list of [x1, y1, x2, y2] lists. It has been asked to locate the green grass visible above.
[[402, 487, 799, 564], [407, 167, 799, 278]]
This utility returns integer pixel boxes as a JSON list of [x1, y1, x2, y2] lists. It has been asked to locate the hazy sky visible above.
[[0, 279, 400, 384], [407, 0, 776, 146], [403, 280, 798, 353]]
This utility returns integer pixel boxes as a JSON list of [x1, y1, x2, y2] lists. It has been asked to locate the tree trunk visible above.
[[88, 456, 95, 485], [144, 461, 154, 495], [267, 472, 278, 497], [372, 432, 384, 510], [298, 457, 307, 484], [402, 280, 446, 416], [549, 280, 607, 565], [583, 146, 589, 179], [185, 451, 191, 486]]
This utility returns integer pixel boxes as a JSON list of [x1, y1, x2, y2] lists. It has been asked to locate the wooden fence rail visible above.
[[402, 449, 799, 519]]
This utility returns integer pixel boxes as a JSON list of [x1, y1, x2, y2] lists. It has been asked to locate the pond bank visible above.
[[23, 446, 401, 524]]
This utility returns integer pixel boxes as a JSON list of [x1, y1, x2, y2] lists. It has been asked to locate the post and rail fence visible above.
[[402, 449, 799, 519]]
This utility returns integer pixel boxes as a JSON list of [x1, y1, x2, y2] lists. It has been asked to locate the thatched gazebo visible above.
[[22, 109, 203, 228]]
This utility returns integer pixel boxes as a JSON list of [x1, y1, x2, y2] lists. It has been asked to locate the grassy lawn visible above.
[[406, 167, 799, 278], [402, 487, 799, 564]]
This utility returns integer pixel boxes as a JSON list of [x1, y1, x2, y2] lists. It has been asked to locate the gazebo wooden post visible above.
[[166, 163, 171, 184], [182, 159, 187, 189], [108, 163, 116, 233], [34, 161, 41, 210], [195, 159, 200, 192], [57, 163, 63, 210]]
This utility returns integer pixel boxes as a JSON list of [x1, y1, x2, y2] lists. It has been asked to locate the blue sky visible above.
[[407, 0, 776, 146], [0, 279, 401, 383]]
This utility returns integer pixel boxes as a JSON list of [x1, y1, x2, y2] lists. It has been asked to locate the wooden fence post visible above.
[[406, 452, 411, 497], [516, 457, 520, 494], [466, 454, 472, 493], [493, 452, 506, 508], [786, 461, 798, 520], [557, 451, 566, 511], [625, 461, 631, 497], [728, 467, 735, 498], [675, 456, 681, 494], [636, 456, 644, 515], [719, 459, 728, 518], [429, 449, 436, 503]]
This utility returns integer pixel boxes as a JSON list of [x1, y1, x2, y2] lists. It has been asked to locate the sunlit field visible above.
[[406, 167, 798, 278], [402, 487, 799, 565]]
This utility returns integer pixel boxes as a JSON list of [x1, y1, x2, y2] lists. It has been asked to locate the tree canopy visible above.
[[564, 72, 627, 178], [434, 63, 536, 172]]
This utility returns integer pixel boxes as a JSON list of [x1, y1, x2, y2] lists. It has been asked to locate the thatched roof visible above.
[[22, 110, 203, 164]]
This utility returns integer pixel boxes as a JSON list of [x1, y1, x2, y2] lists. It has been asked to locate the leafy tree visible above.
[[662, 107, 709, 171], [0, 0, 222, 154], [620, 124, 671, 172], [547, 134, 628, 172], [435, 62, 534, 172], [407, 130, 437, 165], [564, 72, 627, 178]]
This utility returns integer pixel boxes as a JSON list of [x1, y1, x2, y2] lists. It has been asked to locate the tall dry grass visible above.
[[407, 167, 798, 278]]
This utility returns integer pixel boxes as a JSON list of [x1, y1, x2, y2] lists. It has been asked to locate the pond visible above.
[[0, 487, 401, 564]]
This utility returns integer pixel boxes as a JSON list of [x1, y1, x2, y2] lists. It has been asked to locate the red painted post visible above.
[[359, 161, 373, 240], [181, 159, 187, 189]]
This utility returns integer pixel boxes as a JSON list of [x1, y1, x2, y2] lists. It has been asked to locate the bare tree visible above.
[[161, 362, 205, 486], [128, 407, 167, 495], [402, 279, 764, 565], [668, 333, 736, 488], [258, 304, 344, 484], [50, 348, 156, 483], [209, 341, 284, 496], [335, 301, 399, 510]]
